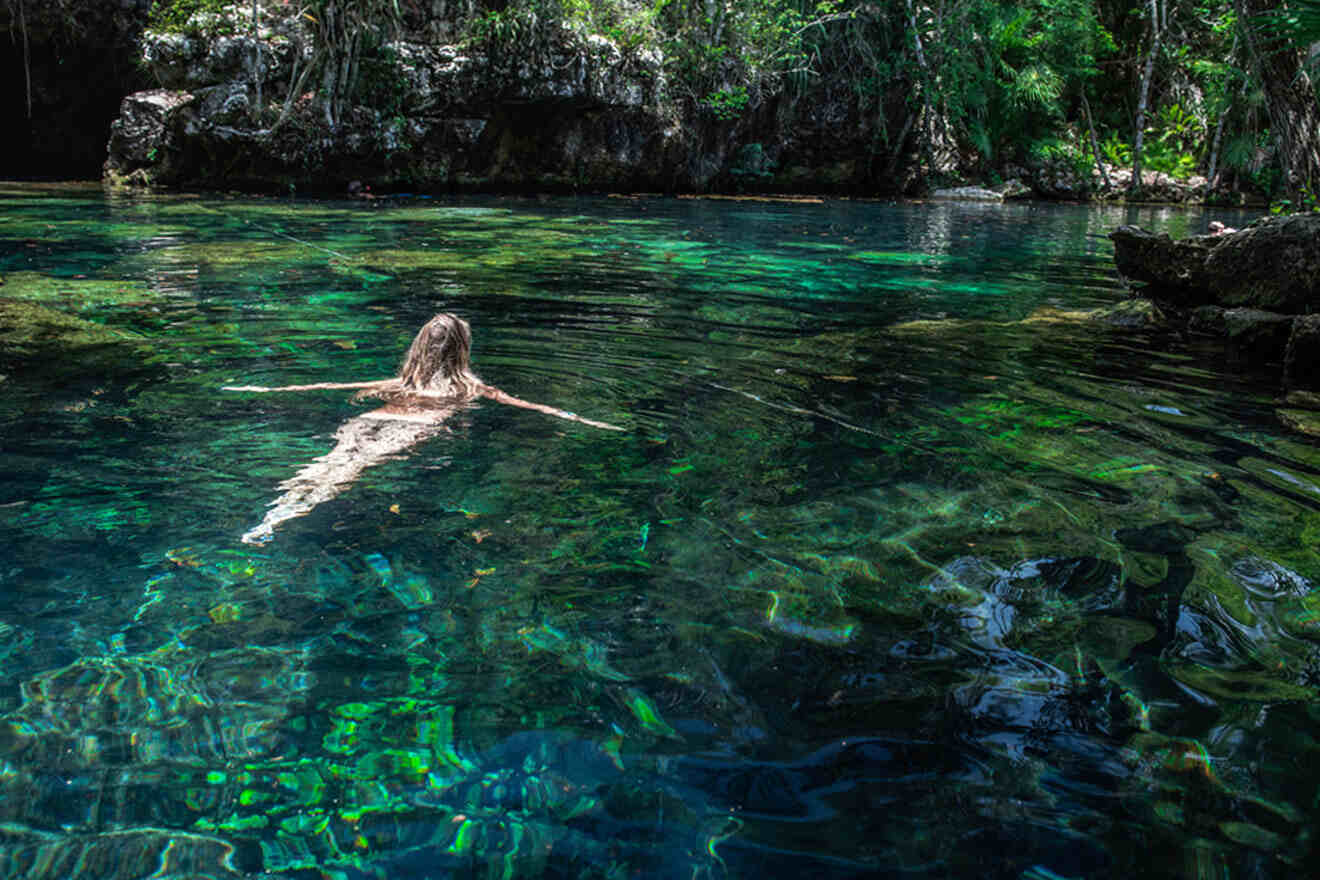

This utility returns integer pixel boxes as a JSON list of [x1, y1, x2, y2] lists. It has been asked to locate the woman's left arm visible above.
[[480, 385, 624, 431]]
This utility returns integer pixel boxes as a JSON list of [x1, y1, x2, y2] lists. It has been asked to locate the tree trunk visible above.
[[18, 0, 31, 118], [1131, 0, 1161, 194], [1081, 92, 1112, 190], [1237, 0, 1320, 203], [1205, 32, 1242, 189], [884, 110, 916, 180], [904, 0, 946, 175], [252, 0, 262, 123]]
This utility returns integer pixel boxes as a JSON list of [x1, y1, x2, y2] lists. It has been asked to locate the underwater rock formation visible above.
[[1110, 214, 1320, 393], [0, 299, 141, 359]]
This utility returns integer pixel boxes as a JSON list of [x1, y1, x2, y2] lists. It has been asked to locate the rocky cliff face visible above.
[[101, 4, 894, 194]]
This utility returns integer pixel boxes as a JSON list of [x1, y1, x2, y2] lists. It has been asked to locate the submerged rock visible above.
[[0, 299, 140, 356], [930, 186, 1004, 202], [1277, 381, 1320, 435], [1278, 409, 1320, 437], [1024, 299, 1165, 328], [890, 299, 1164, 337], [1188, 306, 1295, 361]]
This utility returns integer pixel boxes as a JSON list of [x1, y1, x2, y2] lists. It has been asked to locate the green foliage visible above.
[[147, 0, 236, 35], [1222, 131, 1262, 172], [1140, 142, 1199, 180], [465, 0, 660, 60], [1259, 0, 1320, 62], [1007, 64, 1063, 110], [1270, 184, 1320, 214], [1152, 102, 1203, 155], [902, 0, 1116, 166], [1221, 130, 1281, 194], [702, 86, 749, 120], [656, 0, 846, 102], [1100, 133, 1131, 168], [1028, 137, 1092, 180]]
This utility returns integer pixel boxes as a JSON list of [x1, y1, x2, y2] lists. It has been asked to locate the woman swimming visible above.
[[225, 313, 621, 544]]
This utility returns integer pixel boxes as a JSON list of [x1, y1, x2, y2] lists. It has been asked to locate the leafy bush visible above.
[[1141, 143, 1199, 180], [1100, 133, 1131, 168], [148, 0, 237, 35], [702, 86, 749, 120], [1028, 137, 1092, 180]]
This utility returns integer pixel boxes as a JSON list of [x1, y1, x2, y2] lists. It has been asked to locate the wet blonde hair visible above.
[[360, 313, 483, 405]]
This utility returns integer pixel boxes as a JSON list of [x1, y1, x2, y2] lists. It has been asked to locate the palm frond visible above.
[[1009, 64, 1062, 110], [1256, 0, 1320, 46]]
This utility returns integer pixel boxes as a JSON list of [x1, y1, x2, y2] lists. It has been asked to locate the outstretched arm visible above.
[[480, 385, 623, 431], [223, 380, 393, 393]]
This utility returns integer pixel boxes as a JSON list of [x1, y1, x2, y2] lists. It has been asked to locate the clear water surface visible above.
[[1, 183, 1317, 879]]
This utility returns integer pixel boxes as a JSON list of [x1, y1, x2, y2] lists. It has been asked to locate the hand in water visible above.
[[241, 523, 274, 545]]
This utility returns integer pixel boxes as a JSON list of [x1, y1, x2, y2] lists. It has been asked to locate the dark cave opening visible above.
[[0, 15, 149, 179]]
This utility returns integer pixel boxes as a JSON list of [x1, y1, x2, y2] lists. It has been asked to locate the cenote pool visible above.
[[1, 184, 1317, 879]]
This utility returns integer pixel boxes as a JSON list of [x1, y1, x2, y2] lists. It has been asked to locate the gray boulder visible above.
[[1112, 215, 1320, 393], [930, 186, 1005, 202], [103, 89, 194, 184], [1112, 214, 1320, 312]]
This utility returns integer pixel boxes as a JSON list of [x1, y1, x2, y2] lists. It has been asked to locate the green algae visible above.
[[1, 271, 158, 312], [1164, 661, 1318, 702], [852, 249, 955, 265], [0, 298, 143, 354]]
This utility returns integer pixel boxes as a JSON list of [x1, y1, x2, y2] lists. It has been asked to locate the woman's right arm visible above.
[[223, 380, 392, 393]]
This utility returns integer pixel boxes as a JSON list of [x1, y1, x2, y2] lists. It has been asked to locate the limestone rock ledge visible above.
[[929, 180, 1031, 202], [1111, 214, 1320, 312], [103, 7, 694, 193], [100, 4, 901, 195], [1109, 214, 1320, 393]]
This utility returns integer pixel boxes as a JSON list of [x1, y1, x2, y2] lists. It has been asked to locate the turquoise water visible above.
[[1, 184, 1318, 879]]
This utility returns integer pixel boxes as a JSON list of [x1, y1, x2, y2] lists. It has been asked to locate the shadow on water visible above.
[[0, 186, 1317, 879]]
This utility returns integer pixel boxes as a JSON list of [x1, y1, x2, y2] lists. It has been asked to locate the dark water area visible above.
[[1, 184, 1317, 879]]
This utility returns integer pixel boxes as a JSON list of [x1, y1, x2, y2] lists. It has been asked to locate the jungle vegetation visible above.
[[140, 0, 1320, 202]]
